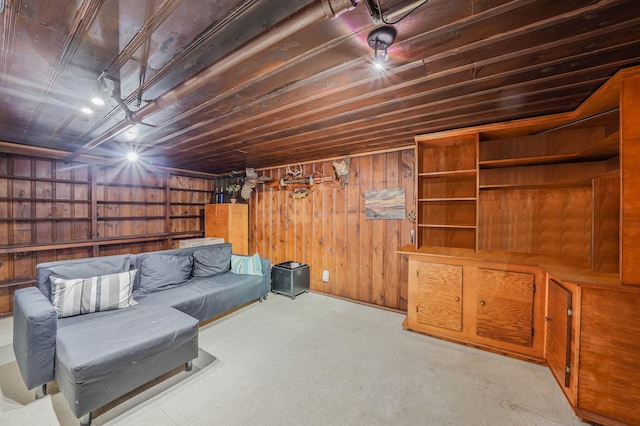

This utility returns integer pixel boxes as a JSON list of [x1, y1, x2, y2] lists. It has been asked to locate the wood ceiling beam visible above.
[[210, 95, 590, 170], [97, 0, 473, 149], [225, 78, 607, 155], [66, 0, 360, 161], [176, 85, 597, 167], [149, 1, 639, 155], [119, 9, 379, 150], [71, 0, 268, 145], [126, 0, 478, 148], [170, 55, 633, 168], [22, 0, 106, 140], [165, 35, 640, 158], [421, 0, 640, 73], [0, 0, 21, 123], [105, 0, 186, 75]]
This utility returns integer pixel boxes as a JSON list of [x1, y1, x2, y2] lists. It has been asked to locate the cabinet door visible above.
[[476, 268, 535, 347], [415, 262, 463, 332], [215, 204, 229, 217], [546, 279, 573, 388], [205, 216, 229, 240], [227, 204, 248, 254]]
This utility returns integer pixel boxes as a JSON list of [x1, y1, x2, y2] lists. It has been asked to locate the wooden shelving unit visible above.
[[0, 155, 215, 313], [476, 125, 619, 268], [415, 133, 478, 250], [418, 169, 477, 177]]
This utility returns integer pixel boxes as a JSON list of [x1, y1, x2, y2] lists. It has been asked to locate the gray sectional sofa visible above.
[[12, 243, 270, 425]]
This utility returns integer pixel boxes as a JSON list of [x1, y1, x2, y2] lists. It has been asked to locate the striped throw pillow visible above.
[[50, 270, 137, 318], [230, 253, 263, 276]]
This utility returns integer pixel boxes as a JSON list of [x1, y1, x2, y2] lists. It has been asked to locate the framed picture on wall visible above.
[[365, 188, 405, 219]]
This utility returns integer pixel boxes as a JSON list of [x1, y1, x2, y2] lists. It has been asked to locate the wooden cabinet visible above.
[[403, 66, 640, 426], [406, 255, 546, 362], [204, 204, 248, 254], [576, 285, 640, 424], [545, 278, 640, 425]]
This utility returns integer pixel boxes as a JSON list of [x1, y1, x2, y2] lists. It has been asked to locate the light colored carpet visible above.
[[0, 393, 59, 425], [0, 369, 59, 426], [0, 292, 583, 425]]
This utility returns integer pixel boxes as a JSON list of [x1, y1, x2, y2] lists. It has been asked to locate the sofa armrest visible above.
[[260, 258, 271, 296], [13, 287, 57, 390]]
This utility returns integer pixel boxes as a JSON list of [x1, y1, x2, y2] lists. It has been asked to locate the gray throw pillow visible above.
[[138, 254, 193, 294], [192, 245, 232, 277], [44, 255, 131, 300]]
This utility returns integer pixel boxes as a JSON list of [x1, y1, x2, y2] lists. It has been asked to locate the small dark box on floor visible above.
[[271, 261, 310, 300]]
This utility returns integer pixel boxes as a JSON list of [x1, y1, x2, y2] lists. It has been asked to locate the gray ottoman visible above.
[[55, 303, 199, 423]]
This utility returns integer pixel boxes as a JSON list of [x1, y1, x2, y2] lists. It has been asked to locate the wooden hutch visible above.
[[204, 203, 249, 255], [400, 66, 640, 425]]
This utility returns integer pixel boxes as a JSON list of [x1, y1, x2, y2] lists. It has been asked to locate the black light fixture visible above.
[[90, 73, 109, 106], [367, 25, 396, 69]]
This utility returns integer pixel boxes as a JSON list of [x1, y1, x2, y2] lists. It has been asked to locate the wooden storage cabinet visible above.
[[204, 204, 248, 255], [545, 279, 640, 425], [403, 67, 640, 425], [576, 285, 640, 424], [407, 255, 546, 361]]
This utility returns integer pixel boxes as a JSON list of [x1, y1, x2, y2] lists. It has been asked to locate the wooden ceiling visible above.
[[1, 0, 639, 174]]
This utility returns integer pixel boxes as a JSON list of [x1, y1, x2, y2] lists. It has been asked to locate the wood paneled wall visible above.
[[250, 149, 415, 312], [0, 151, 214, 315]]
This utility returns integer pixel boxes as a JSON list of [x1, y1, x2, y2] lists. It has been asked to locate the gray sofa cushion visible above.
[[135, 272, 264, 322], [37, 255, 131, 300], [192, 244, 231, 277], [138, 254, 193, 294], [56, 304, 198, 417]]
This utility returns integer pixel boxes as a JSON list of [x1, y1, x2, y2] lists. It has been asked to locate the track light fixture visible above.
[[90, 72, 110, 106], [367, 25, 396, 69]]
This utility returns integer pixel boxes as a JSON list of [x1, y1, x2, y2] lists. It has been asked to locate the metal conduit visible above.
[[67, 0, 358, 162]]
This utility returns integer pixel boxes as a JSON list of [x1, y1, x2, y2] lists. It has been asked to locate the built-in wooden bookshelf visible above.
[[0, 153, 216, 314], [414, 115, 620, 271], [416, 133, 478, 250]]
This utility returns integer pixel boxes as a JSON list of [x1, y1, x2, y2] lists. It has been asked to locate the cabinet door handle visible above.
[[479, 300, 486, 306], [455, 296, 460, 302]]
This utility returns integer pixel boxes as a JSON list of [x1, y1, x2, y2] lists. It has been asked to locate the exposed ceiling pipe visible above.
[[67, 0, 359, 162]]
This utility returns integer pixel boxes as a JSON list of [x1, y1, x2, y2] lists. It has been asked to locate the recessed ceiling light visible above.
[[80, 107, 93, 114], [126, 151, 138, 162], [91, 97, 105, 106]]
